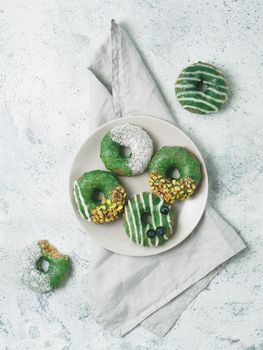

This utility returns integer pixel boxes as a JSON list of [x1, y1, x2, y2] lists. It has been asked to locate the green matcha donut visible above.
[[73, 170, 126, 224], [175, 62, 228, 114], [100, 123, 154, 176], [148, 146, 201, 203], [21, 240, 71, 292], [124, 192, 175, 247]]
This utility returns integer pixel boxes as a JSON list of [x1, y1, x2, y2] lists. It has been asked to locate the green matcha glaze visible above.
[[39, 253, 71, 289], [124, 192, 175, 247], [37, 241, 71, 290], [73, 170, 126, 224], [100, 133, 132, 176], [175, 62, 228, 114], [76, 170, 122, 212], [149, 146, 201, 184]]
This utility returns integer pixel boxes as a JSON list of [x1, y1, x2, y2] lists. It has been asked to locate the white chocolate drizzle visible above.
[[73, 181, 91, 221]]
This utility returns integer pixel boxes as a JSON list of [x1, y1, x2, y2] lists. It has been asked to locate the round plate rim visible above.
[[69, 114, 208, 256]]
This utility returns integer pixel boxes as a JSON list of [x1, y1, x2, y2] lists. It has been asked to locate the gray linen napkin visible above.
[[86, 20, 246, 337]]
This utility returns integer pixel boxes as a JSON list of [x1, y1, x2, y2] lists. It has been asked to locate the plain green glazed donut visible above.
[[175, 62, 228, 114], [124, 192, 175, 247], [73, 170, 126, 224], [148, 146, 201, 203]]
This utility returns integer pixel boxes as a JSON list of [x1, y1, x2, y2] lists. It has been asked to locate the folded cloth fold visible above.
[[86, 20, 246, 337]]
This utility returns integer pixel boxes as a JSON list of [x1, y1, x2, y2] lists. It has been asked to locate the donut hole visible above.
[[92, 189, 104, 205], [196, 80, 207, 93], [120, 146, 132, 158], [142, 212, 154, 226], [37, 257, 49, 273], [167, 167, 180, 180]]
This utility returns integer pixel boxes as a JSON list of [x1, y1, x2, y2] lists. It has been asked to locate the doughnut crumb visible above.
[[38, 240, 65, 259]]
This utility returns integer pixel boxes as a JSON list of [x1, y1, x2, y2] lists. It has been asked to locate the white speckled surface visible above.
[[1, 1, 262, 349]]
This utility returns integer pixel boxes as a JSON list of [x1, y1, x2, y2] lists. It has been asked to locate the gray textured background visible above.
[[1, 0, 262, 349]]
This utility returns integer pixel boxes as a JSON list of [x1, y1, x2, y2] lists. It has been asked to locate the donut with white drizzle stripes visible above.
[[123, 192, 175, 247], [175, 62, 228, 114]]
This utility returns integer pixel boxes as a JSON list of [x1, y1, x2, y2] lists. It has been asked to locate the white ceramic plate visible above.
[[69, 115, 208, 256]]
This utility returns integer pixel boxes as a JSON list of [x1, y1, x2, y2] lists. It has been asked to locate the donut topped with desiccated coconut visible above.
[[100, 123, 154, 176]]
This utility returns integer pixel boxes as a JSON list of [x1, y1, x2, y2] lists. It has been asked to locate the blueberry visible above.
[[156, 226, 165, 237], [160, 206, 169, 215], [146, 229, 156, 238]]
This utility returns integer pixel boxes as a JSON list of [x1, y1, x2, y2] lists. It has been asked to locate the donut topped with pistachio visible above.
[[73, 170, 126, 224], [124, 192, 175, 247], [175, 62, 228, 114], [148, 146, 201, 203], [100, 123, 154, 176]]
